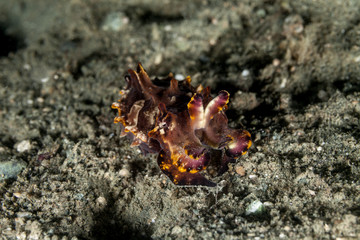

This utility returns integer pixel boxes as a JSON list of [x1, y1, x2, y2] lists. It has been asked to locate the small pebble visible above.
[[171, 226, 182, 235], [273, 58, 280, 66], [245, 200, 265, 216], [283, 226, 291, 232], [13, 192, 23, 198], [308, 190, 316, 196], [101, 12, 129, 32], [241, 69, 250, 78], [118, 168, 130, 177], [354, 55, 360, 62], [235, 166, 246, 176], [16, 212, 32, 218], [0, 160, 27, 181], [96, 196, 107, 206], [41, 77, 49, 83], [249, 174, 257, 180], [15, 140, 31, 152]]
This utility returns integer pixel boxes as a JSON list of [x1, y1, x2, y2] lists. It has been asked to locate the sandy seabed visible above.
[[0, 0, 359, 239]]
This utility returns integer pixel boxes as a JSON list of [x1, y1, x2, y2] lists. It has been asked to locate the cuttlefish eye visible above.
[[225, 130, 252, 158]]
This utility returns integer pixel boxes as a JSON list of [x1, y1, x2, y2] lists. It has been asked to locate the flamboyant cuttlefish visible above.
[[112, 63, 251, 187]]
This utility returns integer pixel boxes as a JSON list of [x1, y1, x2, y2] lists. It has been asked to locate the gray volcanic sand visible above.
[[0, 0, 359, 239]]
